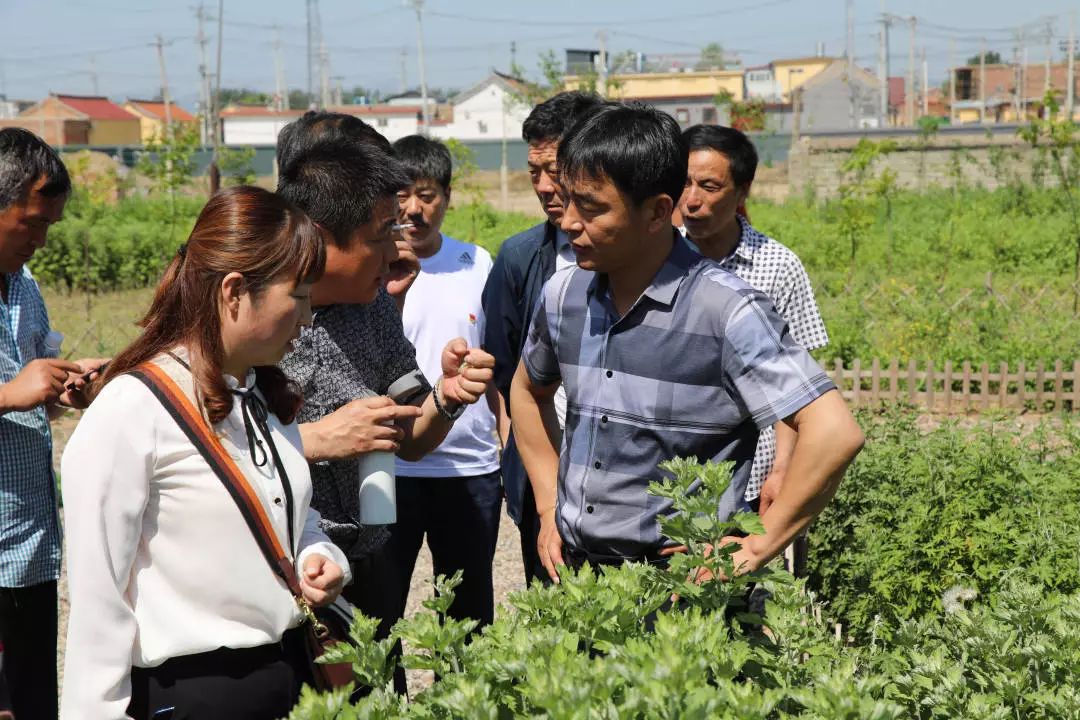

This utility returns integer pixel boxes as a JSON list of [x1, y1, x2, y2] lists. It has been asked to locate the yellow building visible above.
[[566, 69, 745, 102], [123, 100, 197, 143], [16, 94, 141, 145], [772, 57, 835, 101]]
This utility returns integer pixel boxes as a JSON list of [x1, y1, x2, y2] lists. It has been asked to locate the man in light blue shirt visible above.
[[0, 128, 101, 719]]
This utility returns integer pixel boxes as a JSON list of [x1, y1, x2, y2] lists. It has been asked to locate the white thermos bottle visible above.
[[356, 449, 397, 525], [355, 372, 429, 526]]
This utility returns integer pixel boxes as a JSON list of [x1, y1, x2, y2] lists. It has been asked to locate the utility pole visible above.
[[597, 29, 608, 96], [319, 39, 330, 109], [399, 47, 407, 94], [846, 0, 855, 129], [332, 75, 344, 106], [273, 25, 288, 110], [195, 3, 211, 145], [907, 16, 916, 125], [979, 38, 987, 123], [155, 36, 174, 137], [1013, 30, 1023, 121], [949, 38, 956, 124], [1045, 22, 1053, 96], [878, 8, 890, 127], [408, 0, 431, 134], [921, 48, 928, 117], [1068, 13, 1076, 120], [210, 0, 224, 193], [306, 0, 315, 106], [155, 34, 176, 206], [88, 54, 100, 95]]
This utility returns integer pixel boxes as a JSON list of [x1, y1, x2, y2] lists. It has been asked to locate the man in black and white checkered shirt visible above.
[[679, 125, 829, 518]]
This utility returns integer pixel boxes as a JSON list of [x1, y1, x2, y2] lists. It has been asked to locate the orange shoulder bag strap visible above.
[[128, 361, 346, 690]]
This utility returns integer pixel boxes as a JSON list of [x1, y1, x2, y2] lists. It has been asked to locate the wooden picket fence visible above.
[[828, 358, 1080, 412]]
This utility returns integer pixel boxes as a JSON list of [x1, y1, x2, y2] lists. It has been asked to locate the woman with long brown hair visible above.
[[59, 186, 349, 719]]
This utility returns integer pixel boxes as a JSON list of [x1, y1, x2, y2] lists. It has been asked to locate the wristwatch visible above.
[[432, 377, 466, 421]]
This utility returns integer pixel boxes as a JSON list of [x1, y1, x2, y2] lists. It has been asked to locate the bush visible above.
[[806, 408, 1080, 633], [287, 454, 1080, 719]]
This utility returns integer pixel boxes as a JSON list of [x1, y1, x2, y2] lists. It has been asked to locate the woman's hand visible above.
[[299, 554, 345, 607]]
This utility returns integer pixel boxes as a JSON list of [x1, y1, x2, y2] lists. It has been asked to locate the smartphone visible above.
[[386, 370, 428, 407], [65, 361, 110, 391]]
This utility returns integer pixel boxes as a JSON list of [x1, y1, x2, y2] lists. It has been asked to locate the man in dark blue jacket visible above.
[[482, 91, 605, 585]]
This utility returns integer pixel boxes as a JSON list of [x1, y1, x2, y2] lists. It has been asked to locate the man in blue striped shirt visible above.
[[0, 128, 101, 719], [509, 104, 864, 582]]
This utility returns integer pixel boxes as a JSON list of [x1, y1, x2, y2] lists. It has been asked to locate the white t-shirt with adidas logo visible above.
[[395, 235, 501, 478]]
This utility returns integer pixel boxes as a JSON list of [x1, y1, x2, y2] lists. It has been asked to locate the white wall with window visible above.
[[430, 75, 529, 142]]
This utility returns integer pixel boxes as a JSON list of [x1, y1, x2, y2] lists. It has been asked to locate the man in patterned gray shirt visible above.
[[680, 124, 829, 518], [275, 113, 496, 633], [510, 104, 863, 582]]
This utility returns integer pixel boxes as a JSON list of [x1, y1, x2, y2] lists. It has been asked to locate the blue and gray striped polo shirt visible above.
[[522, 236, 835, 558]]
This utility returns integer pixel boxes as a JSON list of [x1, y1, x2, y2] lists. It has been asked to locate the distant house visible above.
[[430, 72, 530, 142], [343, 105, 422, 142], [220, 106, 303, 146], [563, 68, 744, 130], [772, 56, 836, 102], [0, 94, 140, 146], [123, 100, 197, 143], [796, 61, 882, 131], [221, 103, 421, 146], [950, 61, 1078, 124], [744, 64, 782, 102]]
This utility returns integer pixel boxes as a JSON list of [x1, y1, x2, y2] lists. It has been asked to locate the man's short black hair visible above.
[[521, 91, 606, 144], [558, 102, 687, 208], [0, 127, 71, 210], [392, 135, 452, 193], [682, 124, 759, 190], [276, 111, 409, 245]]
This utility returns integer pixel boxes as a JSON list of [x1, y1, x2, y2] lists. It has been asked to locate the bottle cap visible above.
[[44, 331, 64, 354]]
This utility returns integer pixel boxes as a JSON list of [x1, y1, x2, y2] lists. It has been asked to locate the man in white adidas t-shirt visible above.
[[379, 135, 503, 664]]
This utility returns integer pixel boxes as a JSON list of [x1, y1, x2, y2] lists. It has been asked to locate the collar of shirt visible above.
[[554, 226, 575, 264], [682, 215, 762, 267], [587, 230, 696, 314]]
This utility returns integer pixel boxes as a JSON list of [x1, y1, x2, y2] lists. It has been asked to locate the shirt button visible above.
[[274, 498, 283, 505], [605, 370, 613, 378], [586, 505, 595, 514], [601, 415, 608, 424], [594, 461, 601, 469]]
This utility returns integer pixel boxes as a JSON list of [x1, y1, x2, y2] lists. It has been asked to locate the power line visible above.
[[426, 0, 797, 28]]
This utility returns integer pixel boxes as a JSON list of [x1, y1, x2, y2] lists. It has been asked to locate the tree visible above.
[[695, 42, 727, 71], [714, 90, 766, 132], [288, 89, 314, 110], [965, 50, 1003, 66], [217, 88, 271, 106]]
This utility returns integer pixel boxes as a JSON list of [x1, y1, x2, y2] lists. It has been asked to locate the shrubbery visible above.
[[287, 447, 1080, 719], [806, 408, 1080, 632]]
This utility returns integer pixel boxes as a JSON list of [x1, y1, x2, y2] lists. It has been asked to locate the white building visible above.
[[744, 65, 782, 102], [221, 104, 421, 146], [430, 73, 530, 142]]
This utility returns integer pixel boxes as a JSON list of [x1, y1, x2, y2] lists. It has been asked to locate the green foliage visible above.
[[695, 42, 728, 71], [288, 451, 1080, 719], [715, 90, 766, 132], [136, 123, 200, 198], [966, 50, 1003, 65], [441, 140, 537, 255], [29, 193, 198, 291], [217, 146, 257, 186], [806, 409, 1080, 633], [749, 185, 1080, 364]]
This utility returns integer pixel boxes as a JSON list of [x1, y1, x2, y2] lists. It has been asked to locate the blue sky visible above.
[[0, 0, 1075, 107]]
